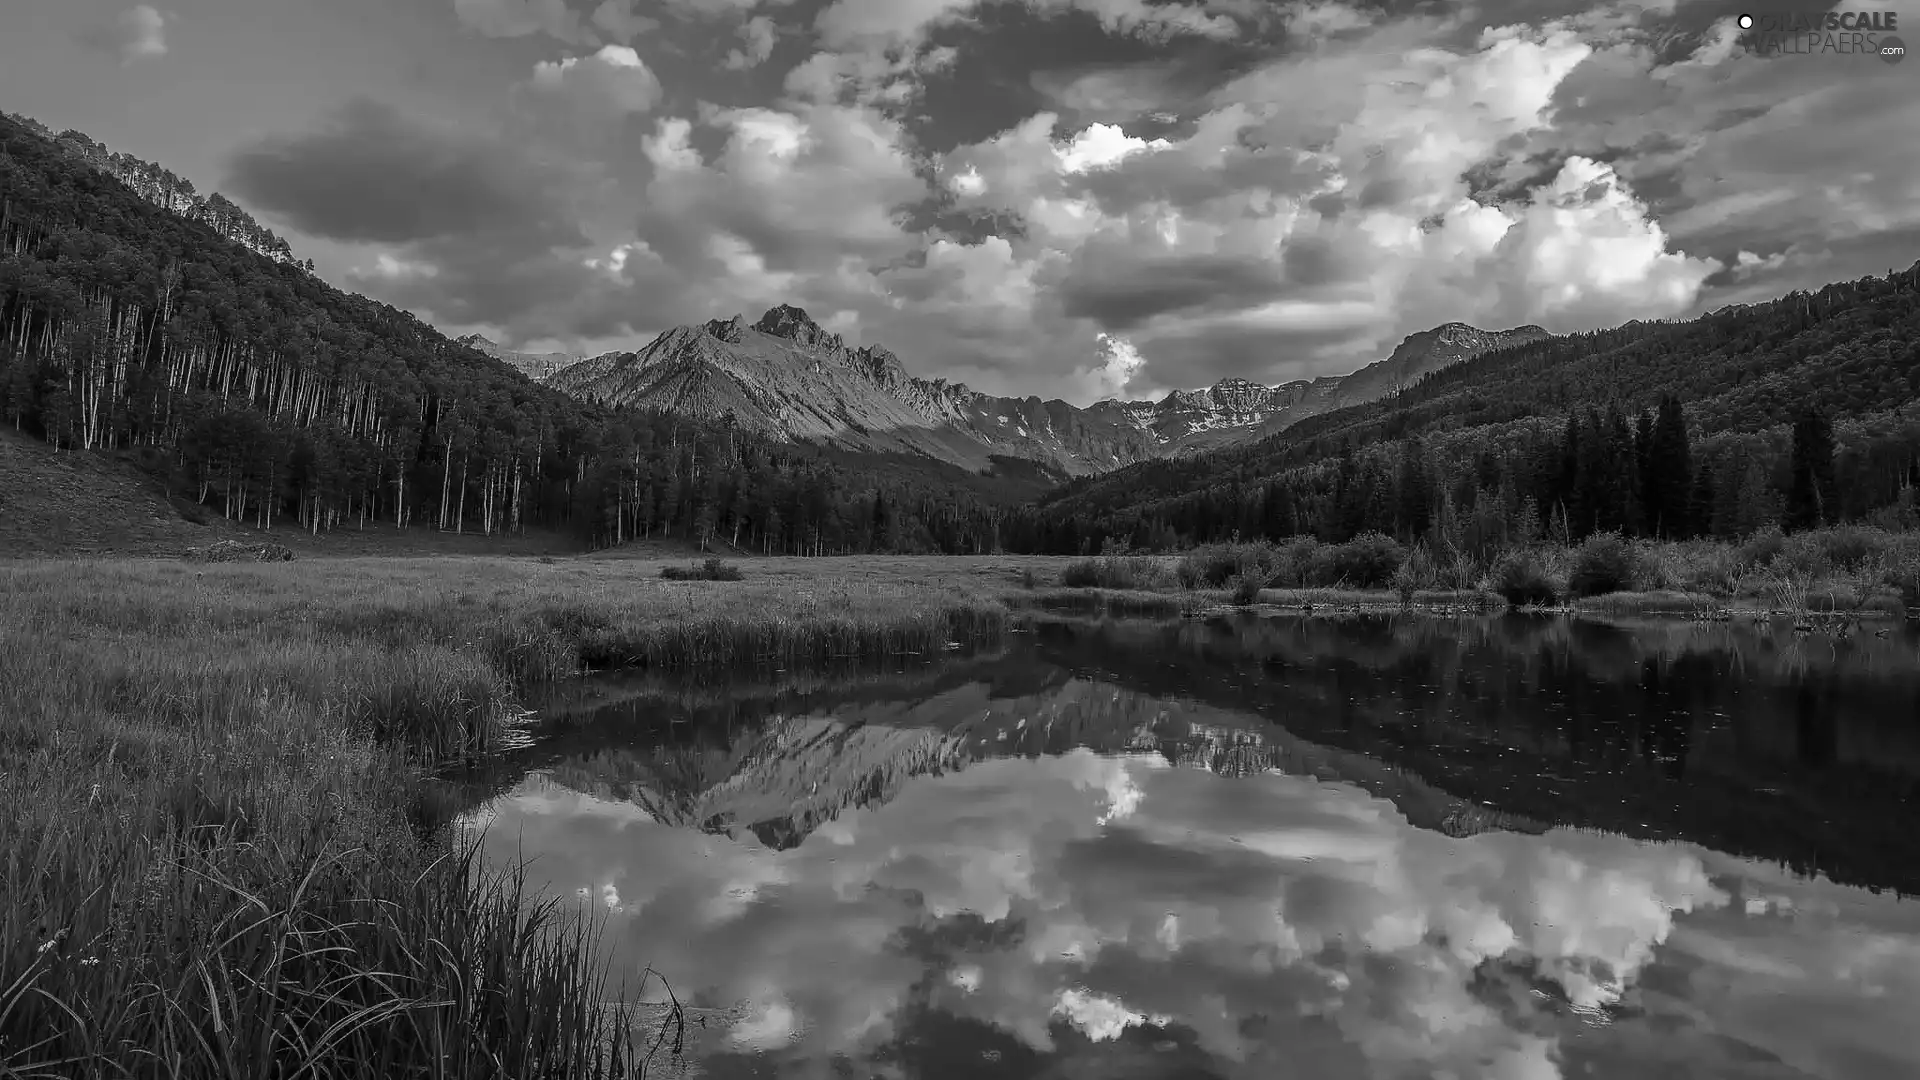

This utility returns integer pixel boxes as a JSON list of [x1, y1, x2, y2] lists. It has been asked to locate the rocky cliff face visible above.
[[455, 334, 580, 383], [547, 304, 1551, 475]]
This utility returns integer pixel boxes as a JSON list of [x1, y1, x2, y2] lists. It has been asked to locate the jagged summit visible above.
[[752, 304, 844, 350], [549, 305, 1160, 475], [704, 314, 749, 343]]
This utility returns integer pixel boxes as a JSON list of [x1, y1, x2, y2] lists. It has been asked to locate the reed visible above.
[[0, 554, 1018, 1077]]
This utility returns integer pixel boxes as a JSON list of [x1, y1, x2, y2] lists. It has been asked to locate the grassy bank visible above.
[[1050, 526, 1920, 618], [0, 554, 1015, 1077]]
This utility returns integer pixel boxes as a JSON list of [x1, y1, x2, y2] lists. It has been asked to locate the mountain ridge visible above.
[[551, 303, 1550, 476], [453, 334, 580, 383]]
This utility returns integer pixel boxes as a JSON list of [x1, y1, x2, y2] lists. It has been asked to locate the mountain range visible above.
[[548, 304, 1550, 476], [453, 334, 580, 383], [9, 101, 1916, 559]]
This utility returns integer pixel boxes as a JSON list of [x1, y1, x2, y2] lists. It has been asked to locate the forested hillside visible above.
[[1, 111, 309, 270], [1009, 264, 1920, 554], [0, 111, 1015, 555]]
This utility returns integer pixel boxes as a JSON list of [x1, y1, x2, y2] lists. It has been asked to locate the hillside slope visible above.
[[0, 110, 1033, 556], [454, 334, 579, 383], [0, 428, 218, 555], [1107, 321, 1551, 453], [1016, 262, 1920, 549]]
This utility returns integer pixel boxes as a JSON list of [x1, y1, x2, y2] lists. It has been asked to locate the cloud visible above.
[[588, 0, 660, 42], [1030, 61, 1192, 125], [452, 0, 596, 44], [225, 98, 583, 247], [78, 4, 168, 63], [340, 0, 1904, 400], [813, 0, 979, 51], [635, 103, 927, 274], [1031, 0, 1243, 42], [723, 16, 778, 69], [911, 16, 1724, 394], [525, 44, 664, 118]]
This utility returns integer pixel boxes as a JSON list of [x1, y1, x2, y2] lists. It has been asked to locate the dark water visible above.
[[468, 614, 1920, 1079]]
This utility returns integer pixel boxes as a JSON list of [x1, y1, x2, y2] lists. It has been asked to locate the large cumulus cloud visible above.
[[279, 0, 1910, 400]]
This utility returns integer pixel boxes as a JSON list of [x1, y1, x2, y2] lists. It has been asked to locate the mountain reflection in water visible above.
[[466, 614, 1920, 1080]]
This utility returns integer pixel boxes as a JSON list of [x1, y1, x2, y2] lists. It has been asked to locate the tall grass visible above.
[[0, 556, 1014, 1077], [1058, 555, 1178, 590]]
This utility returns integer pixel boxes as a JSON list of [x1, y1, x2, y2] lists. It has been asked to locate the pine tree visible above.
[[1643, 396, 1694, 537], [1786, 405, 1837, 530]]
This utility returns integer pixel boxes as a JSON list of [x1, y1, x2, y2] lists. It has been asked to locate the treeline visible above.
[[1015, 261, 1920, 554], [0, 111, 1012, 555], [2, 111, 311, 271]]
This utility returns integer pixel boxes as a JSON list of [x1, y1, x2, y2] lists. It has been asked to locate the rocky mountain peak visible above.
[[704, 314, 748, 344], [753, 304, 843, 351], [455, 333, 496, 349], [848, 344, 908, 389]]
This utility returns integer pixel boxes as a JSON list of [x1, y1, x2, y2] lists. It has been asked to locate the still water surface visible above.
[[468, 614, 1920, 1079]]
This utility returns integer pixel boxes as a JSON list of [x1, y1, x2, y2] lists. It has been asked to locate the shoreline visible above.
[[2, 548, 1911, 1074]]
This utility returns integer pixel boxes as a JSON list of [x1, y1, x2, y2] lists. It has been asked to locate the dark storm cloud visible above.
[[1060, 230, 1366, 333], [1060, 252, 1289, 329], [225, 98, 583, 246], [352, 235, 622, 339]]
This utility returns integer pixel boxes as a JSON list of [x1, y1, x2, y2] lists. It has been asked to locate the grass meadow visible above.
[[0, 552, 1024, 1078], [2, 532, 1911, 1076]]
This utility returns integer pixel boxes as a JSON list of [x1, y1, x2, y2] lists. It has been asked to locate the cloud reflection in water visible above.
[[466, 743, 1920, 1079]]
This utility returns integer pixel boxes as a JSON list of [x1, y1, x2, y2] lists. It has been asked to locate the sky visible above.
[[2, 0, 1916, 405]]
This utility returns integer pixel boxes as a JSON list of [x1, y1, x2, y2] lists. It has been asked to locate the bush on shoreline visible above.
[[1055, 525, 1920, 613], [661, 556, 745, 581]]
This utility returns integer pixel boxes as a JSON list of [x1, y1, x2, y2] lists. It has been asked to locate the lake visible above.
[[465, 613, 1920, 1079]]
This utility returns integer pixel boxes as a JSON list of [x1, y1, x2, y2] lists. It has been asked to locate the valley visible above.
[[5, 87, 1920, 1080]]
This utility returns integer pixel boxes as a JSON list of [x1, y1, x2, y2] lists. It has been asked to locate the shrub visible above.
[[1227, 573, 1266, 606], [1060, 556, 1173, 590], [1737, 525, 1787, 570], [1177, 542, 1281, 590], [1568, 533, 1639, 598], [1492, 550, 1559, 607], [1432, 553, 1484, 591], [1328, 533, 1407, 589], [1881, 557, 1920, 608], [1391, 545, 1437, 602], [1671, 542, 1742, 596], [1772, 533, 1832, 578], [661, 557, 743, 581], [1299, 545, 1340, 587], [1266, 538, 1324, 588], [1815, 525, 1893, 572]]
